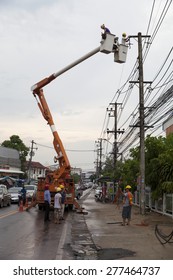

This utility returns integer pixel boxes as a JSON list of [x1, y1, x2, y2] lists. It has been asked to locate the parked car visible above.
[[8, 187, 22, 203], [75, 184, 83, 200], [24, 185, 37, 201], [0, 184, 11, 207]]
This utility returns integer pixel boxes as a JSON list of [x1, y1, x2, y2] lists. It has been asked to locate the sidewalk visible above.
[[82, 190, 173, 260]]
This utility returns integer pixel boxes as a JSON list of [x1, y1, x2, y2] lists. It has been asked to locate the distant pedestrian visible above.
[[101, 24, 111, 39], [20, 186, 26, 206], [54, 187, 62, 224], [121, 185, 133, 226], [44, 184, 51, 222]]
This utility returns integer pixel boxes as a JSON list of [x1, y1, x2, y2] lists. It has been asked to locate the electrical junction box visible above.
[[100, 33, 115, 54], [114, 44, 128, 63]]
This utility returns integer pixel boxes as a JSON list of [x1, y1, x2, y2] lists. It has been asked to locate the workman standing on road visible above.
[[44, 184, 51, 222], [54, 187, 62, 224], [59, 184, 66, 220], [121, 185, 133, 226]]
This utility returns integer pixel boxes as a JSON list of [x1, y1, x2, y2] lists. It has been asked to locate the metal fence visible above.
[[134, 190, 173, 218]]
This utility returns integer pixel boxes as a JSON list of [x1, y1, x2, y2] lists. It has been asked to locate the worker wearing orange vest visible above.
[[121, 185, 133, 226]]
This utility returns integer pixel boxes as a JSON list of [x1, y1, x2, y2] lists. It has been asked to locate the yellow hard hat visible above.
[[59, 184, 64, 189], [122, 32, 126, 38], [125, 185, 131, 189], [56, 187, 61, 192]]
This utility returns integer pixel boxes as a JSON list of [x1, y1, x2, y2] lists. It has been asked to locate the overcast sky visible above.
[[0, 0, 172, 171]]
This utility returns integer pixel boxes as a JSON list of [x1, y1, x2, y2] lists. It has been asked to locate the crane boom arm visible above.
[[32, 46, 104, 179], [31, 33, 125, 179], [31, 47, 100, 92], [34, 88, 71, 179]]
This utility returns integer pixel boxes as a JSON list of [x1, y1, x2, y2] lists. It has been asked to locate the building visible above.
[[0, 146, 23, 178], [26, 161, 47, 181], [162, 114, 173, 136], [71, 167, 82, 176], [81, 170, 95, 184]]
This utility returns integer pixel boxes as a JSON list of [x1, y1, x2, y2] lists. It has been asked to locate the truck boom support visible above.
[[30, 32, 128, 211], [31, 47, 100, 92]]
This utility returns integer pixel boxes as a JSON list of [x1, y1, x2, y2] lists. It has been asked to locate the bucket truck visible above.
[[30, 31, 128, 211]]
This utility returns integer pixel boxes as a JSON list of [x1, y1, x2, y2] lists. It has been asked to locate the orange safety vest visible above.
[[128, 191, 133, 206]]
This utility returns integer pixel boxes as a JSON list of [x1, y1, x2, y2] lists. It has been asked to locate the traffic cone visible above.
[[19, 200, 23, 212]]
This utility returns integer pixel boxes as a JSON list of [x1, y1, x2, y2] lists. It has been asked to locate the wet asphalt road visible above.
[[0, 188, 92, 260], [0, 204, 68, 260], [2, 189, 172, 260]]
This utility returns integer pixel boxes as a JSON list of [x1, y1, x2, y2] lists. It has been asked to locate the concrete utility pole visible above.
[[98, 138, 103, 176], [95, 139, 103, 178], [129, 32, 151, 215], [138, 32, 145, 215], [107, 102, 124, 183], [27, 140, 37, 183]]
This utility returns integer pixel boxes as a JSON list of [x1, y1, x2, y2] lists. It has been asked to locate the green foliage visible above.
[[71, 173, 80, 184], [102, 134, 173, 198], [120, 158, 139, 190], [161, 181, 173, 193], [1, 135, 29, 174], [102, 156, 114, 180]]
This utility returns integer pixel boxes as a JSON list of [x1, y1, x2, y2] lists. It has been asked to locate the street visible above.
[[0, 203, 69, 260], [0, 188, 173, 260], [0, 188, 92, 260]]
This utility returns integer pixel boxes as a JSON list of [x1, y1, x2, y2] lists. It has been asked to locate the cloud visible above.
[[0, 0, 172, 170]]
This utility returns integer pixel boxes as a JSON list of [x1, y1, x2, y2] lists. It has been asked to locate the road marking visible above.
[[55, 219, 69, 260], [0, 209, 19, 219]]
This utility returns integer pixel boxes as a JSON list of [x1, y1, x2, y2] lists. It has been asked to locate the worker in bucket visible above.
[[101, 24, 110, 39]]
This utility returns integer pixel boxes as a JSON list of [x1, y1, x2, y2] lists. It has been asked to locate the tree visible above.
[[1, 135, 29, 175], [145, 134, 173, 197], [71, 173, 81, 184], [102, 156, 114, 179], [101, 134, 173, 197], [120, 158, 139, 190]]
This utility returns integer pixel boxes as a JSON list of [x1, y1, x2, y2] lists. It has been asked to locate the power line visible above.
[[35, 142, 94, 152]]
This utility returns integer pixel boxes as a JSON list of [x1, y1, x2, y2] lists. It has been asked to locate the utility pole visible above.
[[129, 32, 151, 215], [138, 32, 145, 215], [107, 102, 124, 184], [95, 139, 103, 177], [98, 138, 103, 175], [27, 140, 37, 183]]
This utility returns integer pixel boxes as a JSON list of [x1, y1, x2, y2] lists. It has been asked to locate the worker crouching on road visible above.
[[121, 185, 133, 226], [44, 184, 51, 222], [54, 187, 62, 224]]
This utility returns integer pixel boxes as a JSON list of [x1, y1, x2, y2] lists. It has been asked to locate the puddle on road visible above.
[[97, 248, 136, 260]]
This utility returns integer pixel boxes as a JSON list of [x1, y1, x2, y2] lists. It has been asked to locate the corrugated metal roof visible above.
[[0, 147, 21, 168], [0, 147, 19, 159], [25, 161, 46, 169]]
